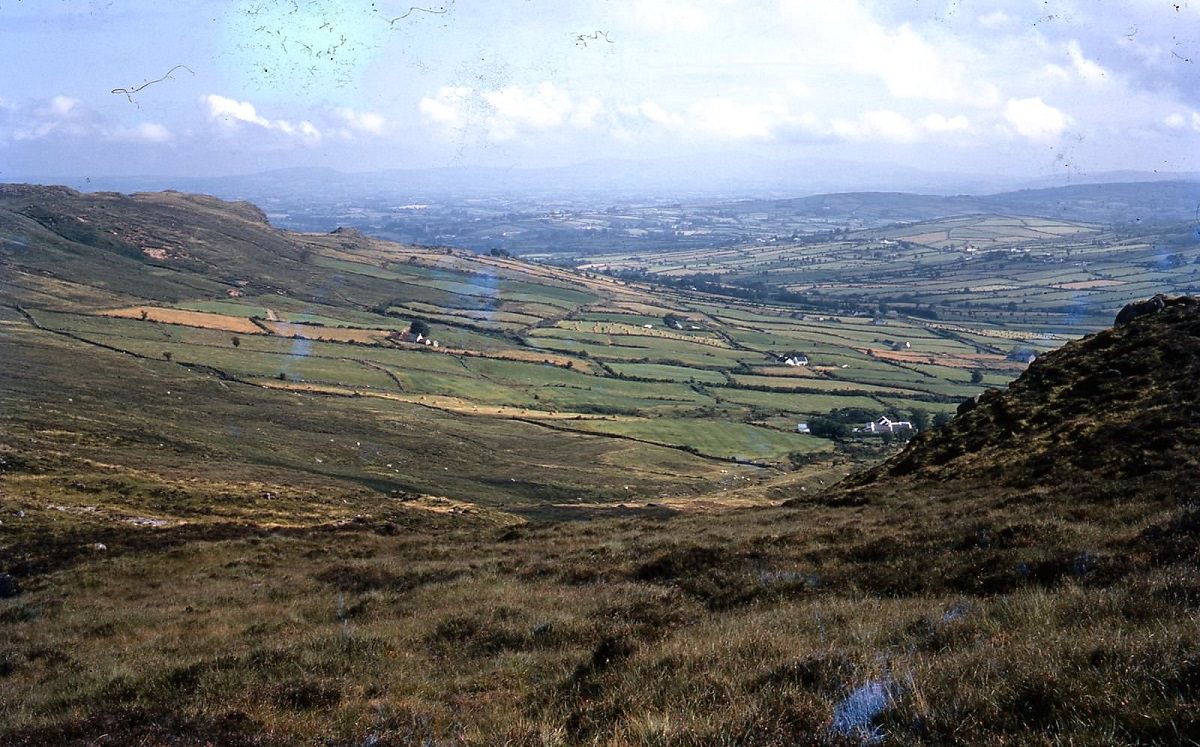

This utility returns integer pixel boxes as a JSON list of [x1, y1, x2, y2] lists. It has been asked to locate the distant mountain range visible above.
[[14, 160, 1200, 206]]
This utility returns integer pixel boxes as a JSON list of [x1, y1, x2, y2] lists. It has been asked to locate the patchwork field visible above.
[[578, 214, 1200, 328], [1, 189, 1037, 484]]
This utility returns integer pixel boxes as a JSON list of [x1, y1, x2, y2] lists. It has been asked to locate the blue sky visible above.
[[2, 0, 1199, 182]]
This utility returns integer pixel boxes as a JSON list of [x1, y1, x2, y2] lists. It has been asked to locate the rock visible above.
[[1115, 294, 1167, 326], [956, 393, 982, 416], [0, 573, 19, 598]]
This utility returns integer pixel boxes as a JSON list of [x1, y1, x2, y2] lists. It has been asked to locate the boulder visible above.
[[1115, 294, 1167, 326]]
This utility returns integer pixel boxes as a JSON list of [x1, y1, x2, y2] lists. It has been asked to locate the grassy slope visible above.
[[3, 187, 1196, 744]]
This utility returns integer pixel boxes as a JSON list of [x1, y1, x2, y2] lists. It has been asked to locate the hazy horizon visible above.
[[3, 1, 1199, 191]]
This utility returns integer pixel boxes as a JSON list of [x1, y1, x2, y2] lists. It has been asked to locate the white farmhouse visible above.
[[856, 416, 914, 434]]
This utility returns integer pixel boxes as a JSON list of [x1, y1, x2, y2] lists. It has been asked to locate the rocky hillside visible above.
[[807, 296, 1200, 594], [838, 295, 1200, 499]]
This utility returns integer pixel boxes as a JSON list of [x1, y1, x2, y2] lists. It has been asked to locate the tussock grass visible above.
[[3, 475, 1197, 745]]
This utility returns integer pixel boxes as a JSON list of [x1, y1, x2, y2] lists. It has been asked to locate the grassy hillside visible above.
[[2, 186, 1196, 745], [1, 184, 1012, 485]]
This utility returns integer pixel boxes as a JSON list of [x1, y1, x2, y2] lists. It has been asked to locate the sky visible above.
[[1, 0, 1199, 185]]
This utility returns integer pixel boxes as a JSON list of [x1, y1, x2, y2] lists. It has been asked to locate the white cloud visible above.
[[335, 107, 386, 135], [1041, 64, 1071, 83], [687, 99, 782, 140], [420, 82, 609, 142], [111, 122, 173, 143], [921, 114, 971, 133], [204, 94, 320, 142], [483, 82, 573, 140], [44, 95, 80, 118], [978, 11, 1014, 29], [830, 110, 921, 143], [1164, 113, 1187, 128], [780, 1, 980, 104], [571, 98, 605, 128], [621, 95, 969, 145], [1004, 97, 1071, 141], [0, 94, 178, 146], [1066, 40, 1107, 85], [419, 86, 472, 134], [637, 101, 683, 127], [205, 94, 269, 128]]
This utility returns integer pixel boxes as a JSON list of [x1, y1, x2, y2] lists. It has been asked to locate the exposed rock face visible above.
[[1115, 293, 1167, 325]]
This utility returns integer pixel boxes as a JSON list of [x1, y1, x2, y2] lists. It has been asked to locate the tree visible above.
[[231, 336, 241, 348], [909, 408, 930, 431], [970, 369, 984, 385], [932, 412, 953, 428], [162, 351, 173, 362], [409, 320, 431, 338], [808, 416, 850, 440]]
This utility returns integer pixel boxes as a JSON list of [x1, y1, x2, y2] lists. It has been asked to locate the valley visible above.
[[1, 183, 1198, 745]]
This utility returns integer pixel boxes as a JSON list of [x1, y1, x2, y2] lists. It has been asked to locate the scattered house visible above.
[[856, 416, 914, 434], [1007, 346, 1038, 364], [388, 330, 439, 348], [796, 423, 811, 434], [781, 355, 809, 367]]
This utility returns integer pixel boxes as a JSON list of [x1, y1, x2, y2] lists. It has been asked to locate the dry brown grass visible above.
[[101, 307, 263, 334]]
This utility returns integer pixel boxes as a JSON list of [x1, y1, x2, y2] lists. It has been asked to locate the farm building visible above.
[[856, 416, 914, 434], [796, 423, 810, 434], [780, 355, 809, 367]]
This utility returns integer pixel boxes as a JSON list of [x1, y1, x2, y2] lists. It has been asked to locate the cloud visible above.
[[419, 86, 472, 135], [0, 94, 173, 145], [420, 82, 607, 142], [619, 95, 970, 145], [110, 122, 173, 143], [204, 94, 320, 142], [978, 11, 1014, 29], [921, 114, 971, 134], [1004, 97, 1071, 141], [1163, 112, 1200, 132], [205, 94, 269, 128], [1066, 41, 1107, 85], [828, 111, 970, 143], [334, 107, 386, 135], [483, 82, 574, 140], [780, 1, 982, 104]]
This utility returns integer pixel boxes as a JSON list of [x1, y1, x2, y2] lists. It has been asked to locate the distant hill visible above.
[[725, 180, 1200, 226]]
